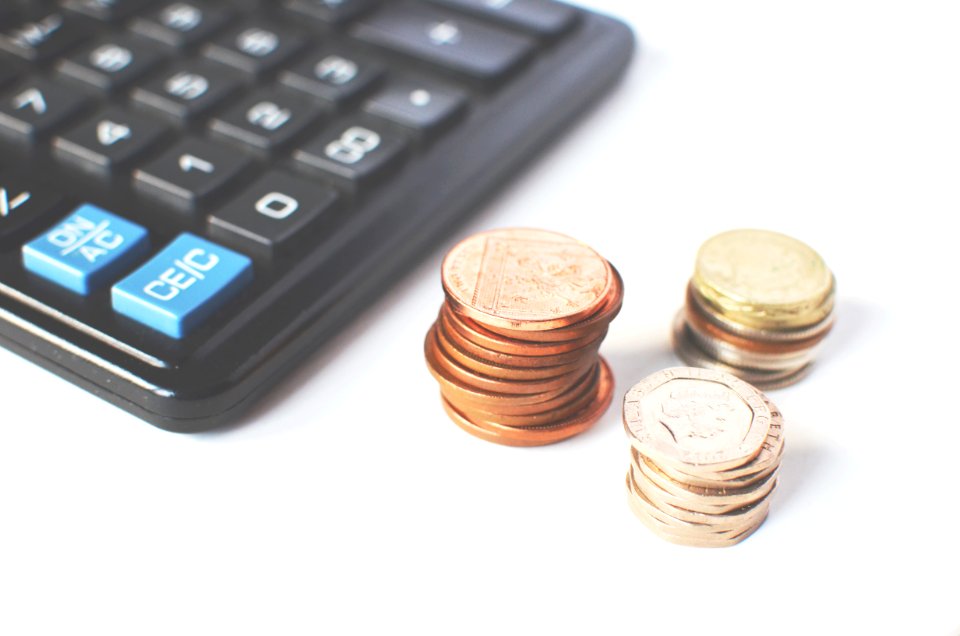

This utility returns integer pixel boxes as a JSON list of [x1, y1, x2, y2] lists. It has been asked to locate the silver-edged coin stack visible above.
[[623, 367, 785, 548], [673, 229, 836, 390]]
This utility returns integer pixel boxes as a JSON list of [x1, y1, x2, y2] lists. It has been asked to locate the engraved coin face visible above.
[[441, 228, 612, 331], [623, 367, 771, 472], [693, 229, 834, 328]]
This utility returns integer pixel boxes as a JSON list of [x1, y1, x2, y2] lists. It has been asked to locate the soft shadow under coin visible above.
[[815, 299, 882, 361], [771, 440, 834, 514], [603, 341, 680, 391]]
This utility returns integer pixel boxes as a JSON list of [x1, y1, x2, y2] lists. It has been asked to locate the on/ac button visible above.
[[111, 233, 252, 339], [21, 204, 150, 295]]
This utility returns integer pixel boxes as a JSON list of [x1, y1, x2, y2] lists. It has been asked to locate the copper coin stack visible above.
[[623, 367, 785, 547], [674, 229, 836, 390], [425, 228, 622, 447]]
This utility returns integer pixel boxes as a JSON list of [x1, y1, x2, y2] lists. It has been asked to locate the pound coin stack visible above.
[[674, 229, 835, 390], [426, 228, 622, 447], [623, 367, 784, 547]]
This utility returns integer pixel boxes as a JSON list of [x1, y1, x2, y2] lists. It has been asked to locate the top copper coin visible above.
[[623, 367, 772, 473], [692, 229, 835, 329], [442, 228, 612, 331]]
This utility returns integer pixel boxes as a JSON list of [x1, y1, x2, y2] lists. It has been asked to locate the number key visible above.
[[0, 78, 91, 144], [58, 36, 166, 92], [133, 139, 254, 212], [208, 171, 339, 259], [131, 61, 242, 123], [53, 107, 168, 176], [279, 49, 384, 108], [293, 119, 407, 190], [209, 87, 323, 153], [130, 2, 235, 49], [203, 23, 305, 77]]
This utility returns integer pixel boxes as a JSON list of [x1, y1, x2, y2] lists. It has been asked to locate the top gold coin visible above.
[[442, 228, 612, 331], [692, 229, 834, 329], [623, 367, 772, 474]]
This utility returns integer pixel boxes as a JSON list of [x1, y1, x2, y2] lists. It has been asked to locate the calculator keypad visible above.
[[0, 0, 545, 337], [0, 0, 634, 429]]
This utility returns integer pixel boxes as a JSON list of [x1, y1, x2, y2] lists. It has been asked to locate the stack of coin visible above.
[[425, 228, 622, 447], [673, 229, 836, 390], [623, 367, 784, 547]]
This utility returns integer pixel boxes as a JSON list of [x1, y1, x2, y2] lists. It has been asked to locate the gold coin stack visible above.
[[623, 367, 785, 548], [425, 228, 623, 447], [673, 229, 836, 390]]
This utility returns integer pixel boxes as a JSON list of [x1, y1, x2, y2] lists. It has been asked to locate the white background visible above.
[[2, 1, 959, 634]]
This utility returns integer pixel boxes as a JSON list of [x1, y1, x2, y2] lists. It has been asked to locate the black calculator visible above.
[[0, 0, 634, 432]]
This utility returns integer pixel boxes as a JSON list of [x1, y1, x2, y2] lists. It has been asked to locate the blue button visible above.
[[111, 233, 253, 339], [22, 205, 150, 295]]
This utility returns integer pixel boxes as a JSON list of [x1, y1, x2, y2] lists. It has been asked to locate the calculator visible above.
[[0, 0, 634, 432]]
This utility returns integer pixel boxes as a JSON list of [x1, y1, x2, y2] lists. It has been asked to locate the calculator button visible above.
[[111, 233, 253, 339], [131, 61, 242, 123], [351, 2, 535, 82], [279, 50, 384, 108], [0, 12, 90, 62], [53, 107, 168, 176], [424, 0, 577, 37], [134, 139, 254, 212], [129, 2, 235, 49], [60, 0, 155, 22], [363, 79, 466, 139], [22, 205, 150, 295], [202, 23, 305, 77], [209, 171, 339, 259], [0, 175, 66, 248], [57, 36, 166, 92], [209, 87, 323, 152], [0, 78, 90, 144], [293, 119, 407, 188], [281, 0, 380, 25]]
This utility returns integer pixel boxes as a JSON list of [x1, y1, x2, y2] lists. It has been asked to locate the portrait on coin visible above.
[[653, 381, 753, 453]]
